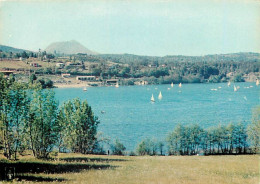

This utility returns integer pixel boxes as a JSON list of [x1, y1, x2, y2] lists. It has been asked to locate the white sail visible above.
[[234, 85, 237, 92], [228, 81, 231, 87], [115, 82, 119, 88], [179, 83, 182, 87], [151, 94, 155, 102], [256, 79, 259, 86], [158, 91, 162, 100], [83, 87, 87, 91], [171, 82, 174, 87]]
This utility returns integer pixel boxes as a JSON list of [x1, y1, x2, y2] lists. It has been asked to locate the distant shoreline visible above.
[[54, 83, 88, 88], [53, 80, 257, 89]]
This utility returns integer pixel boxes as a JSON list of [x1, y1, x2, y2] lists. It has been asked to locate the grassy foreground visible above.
[[0, 153, 259, 184]]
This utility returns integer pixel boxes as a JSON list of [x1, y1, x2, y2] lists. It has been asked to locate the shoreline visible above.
[[54, 83, 88, 88], [53, 81, 257, 88]]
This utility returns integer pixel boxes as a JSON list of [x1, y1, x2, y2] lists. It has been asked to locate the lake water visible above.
[[54, 82, 259, 151]]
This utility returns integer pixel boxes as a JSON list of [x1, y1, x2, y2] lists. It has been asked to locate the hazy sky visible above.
[[0, 0, 259, 56]]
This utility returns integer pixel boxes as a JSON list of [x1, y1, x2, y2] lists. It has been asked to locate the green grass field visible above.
[[0, 153, 259, 184]]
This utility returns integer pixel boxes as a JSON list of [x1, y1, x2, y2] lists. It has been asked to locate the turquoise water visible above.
[[54, 83, 260, 151]]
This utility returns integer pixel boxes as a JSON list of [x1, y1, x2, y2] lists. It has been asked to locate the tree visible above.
[[29, 74, 37, 84], [21, 51, 29, 59], [232, 73, 245, 82], [167, 124, 186, 155], [0, 75, 29, 159], [248, 106, 260, 153], [158, 141, 164, 155], [57, 98, 99, 154], [136, 140, 150, 156], [111, 139, 126, 155], [136, 139, 157, 156], [26, 89, 59, 158]]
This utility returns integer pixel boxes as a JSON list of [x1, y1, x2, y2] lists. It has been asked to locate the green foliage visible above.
[[111, 139, 126, 155], [29, 74, 37, 84], [232, 73, 245, 82], [247, 106, 260, 153], [0, 75, 29, 159], [129, 151, 136, 156], [57, 98, 99, 154], [26, 89, 59, 158], [0, 75, 101, 159], [136, 139, 158, 156], [208, 75, 221, 83], [167, 123, 248, 155], [36, 78, 54, 89]]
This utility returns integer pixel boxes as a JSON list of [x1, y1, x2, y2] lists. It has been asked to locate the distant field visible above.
[[0, 59, 56, 70], [0, 60, 30, 69], [0, 153, 259, 184]]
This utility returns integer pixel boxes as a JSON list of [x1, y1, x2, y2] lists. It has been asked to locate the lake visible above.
[[54, 82, 259, 151]]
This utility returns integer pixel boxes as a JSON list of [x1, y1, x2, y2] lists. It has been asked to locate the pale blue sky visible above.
[[0, 0, 259, 56]]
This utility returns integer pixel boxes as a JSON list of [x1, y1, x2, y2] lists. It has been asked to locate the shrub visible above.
[[111, 139, 126, 155]]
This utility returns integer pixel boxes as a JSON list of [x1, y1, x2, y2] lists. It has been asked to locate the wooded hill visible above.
[[0, 45, 32, 54], [97, 52, 260, 64]]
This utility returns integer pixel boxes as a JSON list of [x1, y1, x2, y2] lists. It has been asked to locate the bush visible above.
[[129, 151, 136, 156], [136, 139, 158, 156], [111, 139, 126, 155], [232, 73, 245, 82]]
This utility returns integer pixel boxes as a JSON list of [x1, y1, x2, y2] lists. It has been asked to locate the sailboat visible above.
[[256, 79, 259, 86], [234, 85, 237, 92], [158, 91, 162, 100], [171, 82, 174, 87], [227, 81, 231, 87], [151, 94, 155, 102], [115, 82, 119, 88], [179, 83, 182, 87], [83, 87, 87, 91]]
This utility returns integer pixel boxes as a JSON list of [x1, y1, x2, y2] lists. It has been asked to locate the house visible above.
[[65, 62, 72, 66], [56, 63, 65, 68], [30, 63, 41, 67], [61, 73, 71, 78], [226, 72, 234, 78], [19, 57, 25, 61], [134, 80, 148, 85], [148, 64, 157, 68], [106, 79, 119, 85], [76, 76, 97, 81], [161, 64, 167, 67], [0, 70, 15, 77]]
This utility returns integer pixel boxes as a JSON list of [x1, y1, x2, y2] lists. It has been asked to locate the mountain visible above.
[[45, 40, 98, 55], [0, 45, 33, 53]]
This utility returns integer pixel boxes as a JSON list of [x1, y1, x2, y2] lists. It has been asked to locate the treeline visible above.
[[167, 124, 249, 155], [60, 60, 257, 84], [134, 114, 260, 155], [110, 115, 260, 156], [0, 50, 55, 60], [0, 74, 99, 160], [98, 53, 260, 64], [101, 114, 259, 156], [132, 120, 259, 156], [86, 55, 259, 84], [29, 74, 54, 89]]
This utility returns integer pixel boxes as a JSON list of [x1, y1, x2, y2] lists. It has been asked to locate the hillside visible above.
[[45, 40, 98, 55], [0, 45, 32, 53]]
